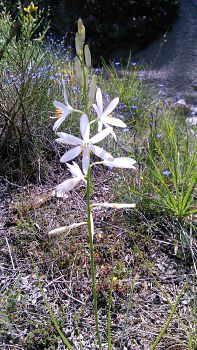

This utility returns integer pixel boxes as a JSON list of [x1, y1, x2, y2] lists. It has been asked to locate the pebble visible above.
[[173, 99, 190, 114]]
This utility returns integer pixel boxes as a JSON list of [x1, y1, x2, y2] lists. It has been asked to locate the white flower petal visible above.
[[80, 114, 90, 142], [56, 133, 83, 146], [56, 177, 81, 192], [91, 202, 136, 209], [92, 103, 100, 117], [91, 144, 114, 160], [103, 157, 136, 169], [108, 127, 117, 141], [102, 97, 119, 119], [90, 127, 111, 144], [66, 162, 84, 178], [48, 221, 87, 236], [98, 120, 103, 132], [53, 101, 72, 112], [53, 115, 66, 131], [82, 152, 90, 175], [104, 117, 126, 128], [96, 88, 103, 114], [90, 213, 94, 240], [60, 146, 82, 163]]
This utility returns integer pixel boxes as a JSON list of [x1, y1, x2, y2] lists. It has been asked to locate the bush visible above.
[[0, 2, 69, 180]]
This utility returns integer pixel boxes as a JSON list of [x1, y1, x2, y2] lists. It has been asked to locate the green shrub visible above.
[[0, 2, 69, 179]]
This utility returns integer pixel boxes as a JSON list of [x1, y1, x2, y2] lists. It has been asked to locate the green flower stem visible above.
[[86, 167, 102, 350]]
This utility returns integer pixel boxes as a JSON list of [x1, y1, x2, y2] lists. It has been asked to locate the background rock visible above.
[[6, 0, 180, 63], [134, 0, 197, 105]]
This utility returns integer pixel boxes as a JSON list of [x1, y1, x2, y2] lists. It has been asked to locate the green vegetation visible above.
[[0, 2, 196, 350]]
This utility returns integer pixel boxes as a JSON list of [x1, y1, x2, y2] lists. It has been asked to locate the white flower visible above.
[[102, 157, 136, 169], [53, 80, 81, 131], [56, 114, 114, 174], [53, 101, 74, 132], [55, 161, 86, 193], [48, 221, 87, 236], [93, 88, 126, 139]]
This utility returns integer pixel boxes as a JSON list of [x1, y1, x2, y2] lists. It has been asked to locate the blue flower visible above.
[[131, 105, 138, 109], [118, 103, 125, 110], [162, 170, 171, 176], [118, 115, 125, 120], [156, 132, 163, 138]]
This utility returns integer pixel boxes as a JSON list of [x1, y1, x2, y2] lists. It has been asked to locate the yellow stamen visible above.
[[55, 109, 62, 118]]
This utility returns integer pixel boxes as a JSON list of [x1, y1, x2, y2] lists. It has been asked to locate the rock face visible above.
[[135, 0, 197, 105], [40, 0, 180, 62]]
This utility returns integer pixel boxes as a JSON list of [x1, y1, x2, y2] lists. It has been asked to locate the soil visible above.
[[0, 167, 196, 350]]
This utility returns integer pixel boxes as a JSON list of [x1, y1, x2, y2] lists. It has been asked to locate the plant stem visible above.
[[86, 167, 102, 350]]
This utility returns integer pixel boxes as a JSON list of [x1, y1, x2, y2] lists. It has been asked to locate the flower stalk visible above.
[[86, 166, 103, 350], [49, 18, 137, 349]]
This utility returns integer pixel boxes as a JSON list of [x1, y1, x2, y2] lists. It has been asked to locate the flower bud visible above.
[[75, 33, 83, 56], [91, 202, 136, 209], [74, 56, 83, 81], [78, 18, 85, 43], [88, 75, 97, 104], [84, 44, 91, 68], [48, 222, 87, 236]]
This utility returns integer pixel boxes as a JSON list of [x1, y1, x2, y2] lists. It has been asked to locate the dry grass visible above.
[[0, 165, 196, 350]]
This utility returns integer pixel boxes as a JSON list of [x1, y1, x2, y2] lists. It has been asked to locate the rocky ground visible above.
[[0, 164, 196, 349], [135, 0, 197, 106]]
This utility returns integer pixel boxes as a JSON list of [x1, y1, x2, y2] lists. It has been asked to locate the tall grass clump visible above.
[[139, 117, 197, 220], [101, 56, 151, 129], [120, 111, 197, 268]]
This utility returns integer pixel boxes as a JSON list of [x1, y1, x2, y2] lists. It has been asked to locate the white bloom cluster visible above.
[[53, 89, 136, 193], [50, 18, 136, 227]]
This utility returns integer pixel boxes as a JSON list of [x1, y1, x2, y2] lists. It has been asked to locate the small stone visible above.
[[152, 294, 161, 304], [175, 99, 187, 106], [173, 99, 189, 114], [186, 117, 197, 126], [190, 106, 197, 116], [21, 276, 29, 287]]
